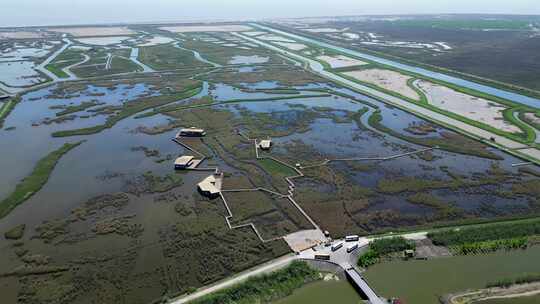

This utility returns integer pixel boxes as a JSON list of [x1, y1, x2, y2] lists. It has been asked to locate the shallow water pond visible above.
[[0, 61, 46, 87]]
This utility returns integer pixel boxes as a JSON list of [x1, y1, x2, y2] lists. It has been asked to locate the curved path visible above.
[[36, 38, 74, 82], [62, 54, 90, 80], [513, 111, 540, 144]]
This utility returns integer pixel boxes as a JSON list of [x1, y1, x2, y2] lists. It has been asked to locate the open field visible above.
[[316, 54, 368, 68], [49, 26, 136, 37], [139, 44, 211, 70], [415, 79, 522, 134], [272, 42, 308, 51], [159, 25, 252, 33], [305, 28, 343, 33], [254, 34, 297, 43], [138, 36, 175, 46], [0, 31, 50, 39], [75, 36, 131, 45], [343, 68, 420, 100], [71, 55, 142, 78]]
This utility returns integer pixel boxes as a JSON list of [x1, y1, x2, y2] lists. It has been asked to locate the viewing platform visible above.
[[258, 139, 272, 150], [176, 127, 206, 138], [197, 172, 223, 199], [174, 155, 203, 170]]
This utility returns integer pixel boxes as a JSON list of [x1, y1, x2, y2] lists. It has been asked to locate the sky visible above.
[[2, 0, 540, 27]]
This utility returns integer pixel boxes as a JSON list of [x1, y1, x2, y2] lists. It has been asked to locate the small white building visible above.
[[197, 173, 222, 198], [258, 139, 272, 150], [174, 156, 194, 170], [176, 127, 206, 138]]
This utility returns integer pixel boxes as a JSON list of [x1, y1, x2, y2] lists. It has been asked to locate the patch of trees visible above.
[[428, 220, 540, 246], [190, 261, 318, 304], [358, 237, 415, 268]]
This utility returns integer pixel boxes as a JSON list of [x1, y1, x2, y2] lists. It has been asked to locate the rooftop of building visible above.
[[175, 155, 194, 166], [198, 174, 222, 195]]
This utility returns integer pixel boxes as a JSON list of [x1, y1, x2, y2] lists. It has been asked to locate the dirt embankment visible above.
[[443, 282, 540, 304]]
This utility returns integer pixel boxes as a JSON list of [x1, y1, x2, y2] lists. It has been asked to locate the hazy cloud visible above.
[[2, 0, 539, 27]]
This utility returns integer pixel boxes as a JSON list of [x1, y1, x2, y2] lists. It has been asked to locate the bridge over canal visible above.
[[342, 263, 386, 304]]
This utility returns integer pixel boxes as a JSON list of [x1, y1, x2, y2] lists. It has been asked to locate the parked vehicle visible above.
[[331, 242, 343, 252], [347, 243, 359, 253], [345, 235, 359, 242], [315, 253, 331, 260]]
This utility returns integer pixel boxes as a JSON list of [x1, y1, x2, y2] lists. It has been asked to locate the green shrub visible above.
[[428, 219, 540, 246], [191, 261, 318, 304], [358, 237, 415, 268]]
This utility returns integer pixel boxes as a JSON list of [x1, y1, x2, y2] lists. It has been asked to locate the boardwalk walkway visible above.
[[173, 131, 437, 244]]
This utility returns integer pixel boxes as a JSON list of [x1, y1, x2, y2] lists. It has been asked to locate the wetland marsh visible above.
[[1, 20, 540, 304]]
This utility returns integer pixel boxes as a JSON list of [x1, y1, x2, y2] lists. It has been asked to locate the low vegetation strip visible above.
[[0, 141, 84, 219], [487, 273, 540, 288], [54, 100, 105, 116], [45, 64, 70, 79], [188, 261, 319, 304], [136, 93, 332, 118], [502, 108, 536, 143], [52, 85, 202, 137], [257, 158, 297, 178], [0, 97, 19, 128], [428, 219, 540, 247], [358, 237, 415, 268], [451, 238, 528, 255]]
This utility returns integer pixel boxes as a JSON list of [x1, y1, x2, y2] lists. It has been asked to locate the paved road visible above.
[[169, 254, 297, 304], [235, 32, 540, 164], [62, 54, 90, 80]]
